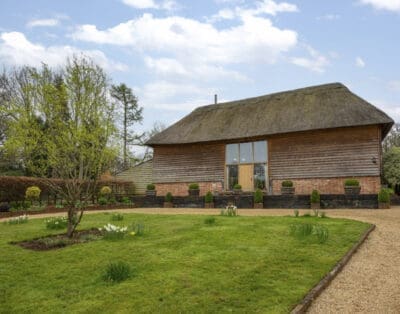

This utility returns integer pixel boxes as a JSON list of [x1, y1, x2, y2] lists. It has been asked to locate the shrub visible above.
[[129, 222, 145, 236], [146, 183, 155, 190], [100, 223, 128, 240], [45, 216, 68, 230], [281, 180, 293, 187], [188, 183, 199, 190], [111, 213, 124, 221], [98, 197, 108, 206], [121, 197, 131, 205], [204, 217, 216, 225], [0, 202, 10, 212], [293, 209, 299, 217], [344, 179, 359, 187], [204, 191, 213, 203], [100, 186, 112, 197], [25, 186, 41, 203], [302, 212, 311, 217], [254, 188, 263, 203], [6, 215, 29, 225], [108, 197, 117, 205], [103, 261, 131, 283], [378, 188, 390, 203], [313, 225, 329, 243], [233, 184, 242, 190], [310, 190, 320, 203], [289, 223, 329, 243], [220, 204, 238, 216], [165, 192, 173, 203]]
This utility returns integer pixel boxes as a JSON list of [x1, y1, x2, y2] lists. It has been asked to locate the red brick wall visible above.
[[272, 176, 380, 195], [155, 181, 223, 196]]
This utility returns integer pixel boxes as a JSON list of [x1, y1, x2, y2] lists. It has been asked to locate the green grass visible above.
[[0, 213, 370, 313]]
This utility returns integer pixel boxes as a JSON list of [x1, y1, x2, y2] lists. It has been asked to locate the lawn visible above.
[[0, 212, 370, 313]]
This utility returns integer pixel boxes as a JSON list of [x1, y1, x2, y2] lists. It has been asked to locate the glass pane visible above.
[[239, 142, 252, 163], [254, 164, 266, 189], [226, 144, 239, 164], [254, 141, 267, 162], [227, 165, 238, 190]]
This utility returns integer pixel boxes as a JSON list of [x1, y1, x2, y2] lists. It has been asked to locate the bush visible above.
[[100, 186, 112, 197], [188, 183, 199, 190], [378, 188, 390, 203], [233, 184, 242, 190], [121, 197, 131, 205], [25, 186, 41, 202], [281, 180, 293, 187], [344, 179, 359, 187], [111, 213, 124, 221], [204, 191, 213, 203], [165, 192, 173, 203], [254, 188, 263, 203], [204, 217, 216, 225], [310, 190, 320, 203], [108, 197, 117, 205], [45, 216, 68, 230], [98, 197, 108, 206], [103, 261, 131, 283], [146, 183, 155, 190]]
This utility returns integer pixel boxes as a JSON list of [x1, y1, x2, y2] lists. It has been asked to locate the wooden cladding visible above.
[[115, 160, 153, 195], [152, 143, 225, 183], [269, 126, 381, 179]]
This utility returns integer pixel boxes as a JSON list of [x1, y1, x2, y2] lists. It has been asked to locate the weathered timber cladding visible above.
[[152, 143, 225, 184], [115, 160, 153, 195], [269, 126, 381, 179]]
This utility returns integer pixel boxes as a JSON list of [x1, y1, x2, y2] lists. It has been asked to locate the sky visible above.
[[0, 0, 400, 135]]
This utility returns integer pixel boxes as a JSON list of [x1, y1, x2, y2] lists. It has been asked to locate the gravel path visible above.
[[3, 206, 399, 312]]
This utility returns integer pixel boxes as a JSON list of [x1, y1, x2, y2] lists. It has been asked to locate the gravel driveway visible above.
[[3, 206, 399, 312]]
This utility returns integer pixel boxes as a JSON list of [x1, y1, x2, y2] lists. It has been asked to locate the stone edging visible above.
[[291, 223, 376, 314]]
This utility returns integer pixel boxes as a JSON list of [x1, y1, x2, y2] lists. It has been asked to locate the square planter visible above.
[[233, 189, 242, 195], [344, 186, 361, 195], [146, 190, 157, 197], [311, 202, 320, 209], [188, 189, 200, 197], [254, 203, 263, 209], [163, 202, 173, 208], [204, 202, 214, 208], [281, 187, 295, 195], [378, 202, 390, 209]]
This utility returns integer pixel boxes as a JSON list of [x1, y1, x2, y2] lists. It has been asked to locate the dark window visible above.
[[254, 164, 266, 189], [227, 165, 238, 190]]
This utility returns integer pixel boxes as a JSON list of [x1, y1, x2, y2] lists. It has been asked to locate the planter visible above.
[[344, 186, 361, 196], [163, 202, 173, 208], [378, 202, 390, 209], [146, 190, 157, 197], [233, 189, 242, 195], [311, 202, 320, 209], [281, 187, 295, 195], [204, 202, 214, 209], [254, 202, 263, 209], [188, 189, 200, 197]]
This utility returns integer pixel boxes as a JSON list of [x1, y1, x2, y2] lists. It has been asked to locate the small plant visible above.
[[204, 191, 213, 203], [146, 183, 155, 190], [188, 183, 199, 190], [313, 225, 329, 243], [100, 186, 112, 196], [111, 213, 124, 221], [344, 179, 359, 187], [313, 209, 319, 217], [45, 216, 68, 230], [378, 188, 390, 203], [310, 190, 320, 203], [320, 211, 327, 218], [289, 223, 329, 243], [121, 197, 131, 205], [109, 197, 117, 205], [103, 261, 131, 283], [281, 180, 293, 187], [165, 192, 173, 203], [25, 186, 41, 204], [204, 216, 216, 225], [293, 209, 299, 217], [220, 204, 238, 216], [129, 222, 145, 236], [6, 215, 29, 225], [98, 197, 108, 206], [254, 188, 263, 203], [302, 212, 311, 217], [233, 184, 242, 190], [99, 223, 128, 240]]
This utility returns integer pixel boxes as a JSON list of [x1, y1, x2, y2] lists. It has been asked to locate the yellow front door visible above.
[[239, 164, 253, 191]]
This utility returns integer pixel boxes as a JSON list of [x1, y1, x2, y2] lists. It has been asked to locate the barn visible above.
[[146, 83, 393, 196]]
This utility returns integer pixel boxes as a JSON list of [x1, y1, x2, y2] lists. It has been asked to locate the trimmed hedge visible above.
[[344, 179, 360, 187]]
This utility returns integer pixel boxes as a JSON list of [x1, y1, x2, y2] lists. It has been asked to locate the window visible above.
[[239, 142, 253, 163], [254, 141, 267, 163], [254, 164, 266, 189], [226, 144, 239, 164], [227, 165, 238, 190]]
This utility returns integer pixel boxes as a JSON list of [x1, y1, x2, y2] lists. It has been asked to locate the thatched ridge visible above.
[[147, 83, 393, 145]]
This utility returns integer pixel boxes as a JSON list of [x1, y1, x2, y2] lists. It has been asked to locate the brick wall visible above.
[[155, 181, 224, 196], [272, 176, 381, 195]]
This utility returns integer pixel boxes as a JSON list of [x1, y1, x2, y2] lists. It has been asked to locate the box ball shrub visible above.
[[146, 183, 155, 190], [344, 179, 360, 187], [25, 186, 41, 202], [310, 190, 320, 203], [254, 189, 263, 203], [281, 180, 293, 188], [378, 188, 390, 203], [233, 184, 242, 190], [188, 183, 199, 190], [165, 192, 173, 203], [204, 191, 213, 203]]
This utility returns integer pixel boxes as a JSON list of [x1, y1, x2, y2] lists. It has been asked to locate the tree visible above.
[[110, 83, 143, 168], [140, 121, 166, 161], [383, 146, 400, 189], [383, 123, 400, 153], [2, 56, 117, 237]]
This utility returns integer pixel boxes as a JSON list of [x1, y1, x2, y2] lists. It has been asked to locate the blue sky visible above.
[[1, 0, 400, 135]]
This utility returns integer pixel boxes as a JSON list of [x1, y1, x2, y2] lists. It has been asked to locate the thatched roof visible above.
[[147, 83, 393, 145]]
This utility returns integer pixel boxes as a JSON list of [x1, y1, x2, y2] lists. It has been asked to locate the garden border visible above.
[[290, 223, 376, 314]]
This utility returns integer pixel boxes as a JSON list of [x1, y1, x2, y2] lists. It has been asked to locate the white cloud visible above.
[[388, 80, 400, 91], [360, 0, 400, 12], [27, 18, 59, 28], [290, 46, 329, 73], [316, 14, 341, 21], [122, 0, 178, 11], [355, 56, 366, 68], [0, 32, 128, 72], [372, 99, 400, 122]]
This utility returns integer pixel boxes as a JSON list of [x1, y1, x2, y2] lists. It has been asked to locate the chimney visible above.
[[214, 94, 218, 105]]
